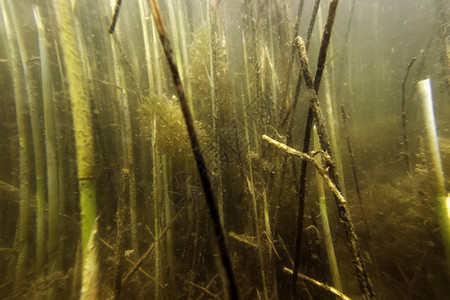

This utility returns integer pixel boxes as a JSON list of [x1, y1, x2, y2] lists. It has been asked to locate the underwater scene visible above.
[[0, 0, 449, 299]]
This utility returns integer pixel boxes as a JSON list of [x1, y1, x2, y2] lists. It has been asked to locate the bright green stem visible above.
[[53, 0, 98, 297], [314, 126, 342, 291], [418, 79, 450, 266]]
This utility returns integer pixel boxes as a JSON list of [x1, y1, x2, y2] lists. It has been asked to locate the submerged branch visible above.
[[188, 281, 221, 300], [283, 267, 352, 300], [147, 0, 239, 298], [108, 0, 122, 33], [294, 35, 374, 299], [262, 135, 346, 206], [292, 1, 339, 297]]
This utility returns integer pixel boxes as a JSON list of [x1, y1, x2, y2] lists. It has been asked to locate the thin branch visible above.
[[108, 0, 122, 34], [262, 135, 345, 205], [188, 281, 221, 300], [296, 34, 374, 299], [122, 205, 185, 284], [147, 1, 239, 298], [401, 57, 417, 172], [283, 267, 352, 300], [291, 1, 339, 297]]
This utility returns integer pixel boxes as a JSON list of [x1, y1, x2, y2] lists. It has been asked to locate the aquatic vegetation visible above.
[[0, 0, 448, 299]]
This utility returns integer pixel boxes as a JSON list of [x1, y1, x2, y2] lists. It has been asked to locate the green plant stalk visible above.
[[417, 79, 450, 266], [52, 0, 98, 298], [151, 15, 163, 96], [53, 38, 69, 285], [33, 4, 60, 289], [177, 0, 192, 111], [241, 90, 268, 300], [162, 155, 174, 286], [109, 24, 140, 260], [313, 126, 342, 291], [138, 0, 156, 96], [316, 5, 346, 195], [9, 0, 47, 276], [268, 0, 277, 112], [112, 169, 130, 300], [242, 32, 260, 154], [167, 0, 185, 88], [401, 58, 416, 172], [0, 0, 32, 292], [209, 0, 225, 227], [152, 118, 160, 300]]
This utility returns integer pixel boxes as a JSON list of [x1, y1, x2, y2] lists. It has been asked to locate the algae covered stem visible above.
[[292, 1, 340, 298], [295, 35, 374, 299]]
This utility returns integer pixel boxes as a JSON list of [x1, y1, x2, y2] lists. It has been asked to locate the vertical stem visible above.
[[52, 0, 98, 298], [152, 118, 160, 300], [295, 35, 374, 299], [418, 79, 450, 267], [34, 4, 59, 293], [162, 155, 174, 286], [9, 0, 47, 276], [148, 1, 239, 298], [313, 126, 342, 291], [0, 0, 32, 292], [401, 58, 416, 172]]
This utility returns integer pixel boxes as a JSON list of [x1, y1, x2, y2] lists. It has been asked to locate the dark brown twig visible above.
[[292, 1, 339, 298], [401, 57, 417, 172], [147, 1, 239, 298], [108, 0, 122, 34], [340, 105, 371, 243]]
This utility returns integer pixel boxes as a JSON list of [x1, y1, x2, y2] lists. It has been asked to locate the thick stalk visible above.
[[52, 0, 98, 298], [417, 79, 450, 268], [33, 5, 59, 294], [147, 0, 239, 298], [313, 126, 342, 291]]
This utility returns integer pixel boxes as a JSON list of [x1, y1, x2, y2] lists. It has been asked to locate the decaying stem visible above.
[[292, 1, 339, 297], [401, 57, 416, 172], [262, 135, 345, 207], [283, 267, 352, 300], [112, 169, 130, 300], [293, 36, 374, 299]]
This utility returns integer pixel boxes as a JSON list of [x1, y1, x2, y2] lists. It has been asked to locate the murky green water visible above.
[[0, 0, 449, 299]]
